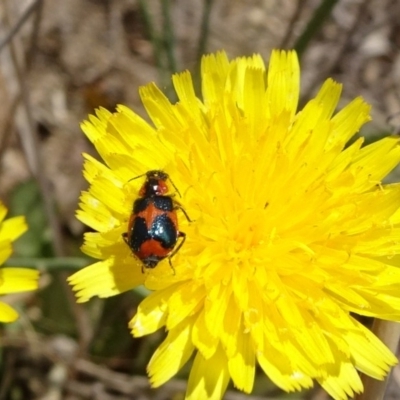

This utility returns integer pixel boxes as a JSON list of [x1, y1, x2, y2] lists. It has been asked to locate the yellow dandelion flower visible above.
[[68, 50, 400, 399], [0, 202, 39, 322]]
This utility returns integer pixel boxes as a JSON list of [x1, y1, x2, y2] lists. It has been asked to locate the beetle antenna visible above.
[[168, 176, 182, 197], [127, 172, 147, 183]]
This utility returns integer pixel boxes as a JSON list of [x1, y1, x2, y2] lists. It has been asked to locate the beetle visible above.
[[123, 170, 190, 271]]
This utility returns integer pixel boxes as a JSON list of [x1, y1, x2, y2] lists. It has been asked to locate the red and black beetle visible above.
[[123, 170, 190, 271]]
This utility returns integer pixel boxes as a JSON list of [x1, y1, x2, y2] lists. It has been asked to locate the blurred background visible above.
[[0, 0, 400, 399]]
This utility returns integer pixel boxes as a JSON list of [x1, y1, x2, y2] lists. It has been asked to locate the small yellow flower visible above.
[[69, 50, 400, 399], [0, 202, 39, 322]]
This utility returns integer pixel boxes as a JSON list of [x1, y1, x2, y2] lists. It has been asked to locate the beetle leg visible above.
[[174, 205, 192, 222], [168, 258, 176, 275], [167, 231, 186, 275]]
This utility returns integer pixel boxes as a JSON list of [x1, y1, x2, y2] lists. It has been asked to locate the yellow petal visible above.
[[0, 268, 39, 294], [201, 51, 230, 106], [345, 319, 397, 378], [147, 317, 196, 387], [319, 361, 363, 400], [266, 50, 299, 119], [186, 346, 230, 400], [165, 282, 204, 330], [258, 350, 313, 392], [330, 97, 371, 147], [68, 258, 143, 302], [130, 284, 177, 336], [350, 136, 400, 191], [191, 309, 219, 360], [227, 329, 255, 393], [0, 301, 18, 322], [81, 107, 112, 143], [0, 216, 27, 242], [0, 240, 12, 265], [140, 83, 183, 132]]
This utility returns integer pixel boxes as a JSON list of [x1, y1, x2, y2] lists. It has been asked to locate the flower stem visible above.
[[294, 0, 339, 59], [4, 257, 91, 270], [196, 0, 213, 64], [161, 0, 177, 75], [138, 0, 164, 78]]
